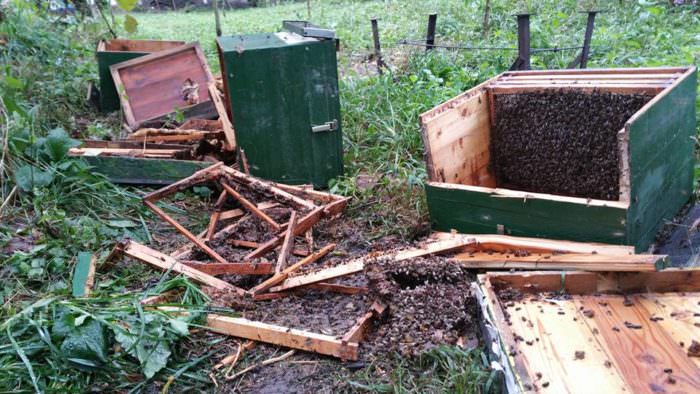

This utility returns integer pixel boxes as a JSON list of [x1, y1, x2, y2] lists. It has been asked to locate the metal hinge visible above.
[[311, 119, 338, 133]]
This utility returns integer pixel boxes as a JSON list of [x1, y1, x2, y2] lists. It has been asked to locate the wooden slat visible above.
[[502, 67, 688, 76], [577, 295, 700, 391], [489, 84, 666, 95], [250, 243, 336, 294], [143, 162, 223, 201], [269, 259, 364, 293], [205, 189, 228, 240], [72, 252, 97, 297], [431, 232, 635, 254], [221, 167, 317, 210], [144, 200, 231, 265], [275, 211, 297, 274], [208, 82, 236, 151], [180, 261, 274, 276], [206, 314, 358, 360], [119, 240, 244, 294], [501, 73, 679, 81], [493, 79, 672, 86], [451, 252, 665, 272], [306, 282, 368, 295], [230, 239, 309, 257], [220, 182, 280, 231], [220, 201, 279, 221], [341, 311, 374, 343], [245, 206, 325, 260]]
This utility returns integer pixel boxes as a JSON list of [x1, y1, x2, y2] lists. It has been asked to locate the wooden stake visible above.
[[220, 182, 280, 231], [144, 200, 231, 265], [275, 211, 297, 274], [250, 243, 336, 294]]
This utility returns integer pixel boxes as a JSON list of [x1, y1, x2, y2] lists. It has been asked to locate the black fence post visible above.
[[569, 10, 599, 69], [512, 13, 531, 70], [371, 18, 386, 74], [425, 13, 437, 51]]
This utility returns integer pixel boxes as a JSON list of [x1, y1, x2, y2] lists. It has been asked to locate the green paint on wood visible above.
[[72, 252, 94, 297], [218, 33, 343, 188], [425, 184, 628, 245], [80, 156, 212, 185], [97, 51, 147, 112], [626, 69, 697, 252]]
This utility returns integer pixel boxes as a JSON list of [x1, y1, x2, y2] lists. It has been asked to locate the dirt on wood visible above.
[[491, 91, 652, 200]]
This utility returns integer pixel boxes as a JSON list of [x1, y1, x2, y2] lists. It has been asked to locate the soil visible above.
[[491, 91, 652, 200]]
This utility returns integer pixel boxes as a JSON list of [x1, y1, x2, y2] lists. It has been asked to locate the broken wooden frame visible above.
[[161, 301, 386, 361], [476, 269, 700, 393], [110, 43, 216, 130]]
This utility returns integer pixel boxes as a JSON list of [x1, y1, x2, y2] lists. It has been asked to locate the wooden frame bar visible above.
[[220, 182, 281, 231]]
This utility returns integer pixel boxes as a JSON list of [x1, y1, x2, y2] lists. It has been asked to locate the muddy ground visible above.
[[491, 91, 652, 200]]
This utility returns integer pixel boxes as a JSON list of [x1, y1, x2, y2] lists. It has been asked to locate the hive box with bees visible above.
[[420, 67, 697, 252]]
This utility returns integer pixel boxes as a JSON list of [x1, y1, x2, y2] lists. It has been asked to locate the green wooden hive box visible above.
[[216, 22, 343, 188], [420, 67, 697, 253], [96, 39, 185, 112]]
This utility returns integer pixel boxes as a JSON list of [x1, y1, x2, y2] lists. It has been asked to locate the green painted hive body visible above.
[[217, 32, 343, 188], [420, 67, 697, 252], [96, 39, 184, 112]]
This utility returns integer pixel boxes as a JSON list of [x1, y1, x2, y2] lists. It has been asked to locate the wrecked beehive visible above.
[[476, 269, 700, 393], [420, 67, 697, 252]]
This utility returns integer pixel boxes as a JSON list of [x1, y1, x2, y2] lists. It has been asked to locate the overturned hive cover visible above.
[[110, 43, 215, 129], [420, 67, 697, 252]]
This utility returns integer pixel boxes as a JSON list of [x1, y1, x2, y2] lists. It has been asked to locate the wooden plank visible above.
[[144, 200, 231, 265], [501, 67, 688, 76], [220, 201, 279, 221], [419, 88, 495, 186], [393, 237, 478, 260], [119, 240, 244, 294], [69, 148, 187, 157], [504, 296, 628, 392], [72, 252, 96, 297], [451, 251, 665, 272], [110, 43, 215, 129], [431, 232, 634, 255], [180, 261, 275, 276], [208, 82, 236, 151], [341, 311, 374, 344], [250, 243, 335, 294], [220, 182, 280, 231], [206, 189, 228, 240], [269, 258, 364, 293], [492, 79, 672, 86], [143, 162, 223, 201], [126, 131, 223, 143], [634, 293, 700, 368], [245, 206, 325, 260], [221, 167, 317, 210], [230, 239, 309, 257], [206, 313, 358, 360], [501, 73, 680, 81], [489, 84, 666, 95], [578, 295, 700, 391], [275, 211, 297, 274]]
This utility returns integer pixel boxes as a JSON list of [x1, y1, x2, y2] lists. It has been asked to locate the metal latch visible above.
[[311, 119, 338, 133]]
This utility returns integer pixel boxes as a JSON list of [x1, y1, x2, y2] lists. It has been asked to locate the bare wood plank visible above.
[[502, 73, 679, 81], [206, 189, 229, 240], [275, 211, 297, 274], [578, 295, 700, 391], [230, 239, 309, 257], [220, 167, 317, 210], [220, 182, 280, 231], [180, 261, 275, 276], [342, 311, 374, 343], [489, 84, 666, 95], [269, 259, 364, 293], [502, 67, 688, 76], [451, 252, 665, 272], [206, 314, 358, 360], [482, 271, 599, 295], [245, 206, 325, 260], [220, 201, 279, 221], [144, 200, 230, 265], [126, 132, 223, 143], [208, 82, 236, 151], [250, 243, 336, 294], [120, 240, 243, 294], [393, 237, 478, 260], [431, 232, 634, 254], [143, 162, 223, 201]]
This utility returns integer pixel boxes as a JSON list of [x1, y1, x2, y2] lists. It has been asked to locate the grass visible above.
[[0, 0, 699, 392]]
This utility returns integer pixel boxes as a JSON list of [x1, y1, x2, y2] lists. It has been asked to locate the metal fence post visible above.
[[511, 13, 531, 70], [371, 18, 386, 74], [425, 13, 437, 51]]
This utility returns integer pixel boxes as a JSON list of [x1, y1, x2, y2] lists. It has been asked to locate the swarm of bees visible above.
[[491, 91, 652, 200]]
